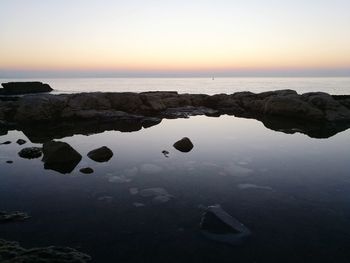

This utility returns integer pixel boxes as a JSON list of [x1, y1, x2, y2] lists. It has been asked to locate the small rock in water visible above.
[[16, 139, 27, 145], [108, 175, 131, 184], [139, 188, 169, 197], [140, 163, 163, 174], [18, 147, 42, 159], [139, 187, 173, 204], [200, 205, 251, 246], [224, 163, 253, 177], [6, 160, 13, 164], [133, 202, 145, 207], [129, 188, 139, 195], [87, 146, 113, 162], [123, 167, 138, 177], [0, 211, 30, 223], [1, 141, 11, 145], [152, 195, 172, 204], [173, 137, 194, 152], [97, 196, 113, 202], [238, 183, 272, 191], [162, 150, 170, 158], [80, 167, 94, 174]]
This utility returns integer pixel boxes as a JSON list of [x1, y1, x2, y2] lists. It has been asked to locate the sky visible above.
[[0, 0, 350, 77]]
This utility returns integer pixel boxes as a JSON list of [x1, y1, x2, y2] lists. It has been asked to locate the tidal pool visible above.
[[0, 115, 350, 262]]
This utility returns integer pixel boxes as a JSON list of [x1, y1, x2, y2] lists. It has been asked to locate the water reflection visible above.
[[1, 116, 350, 262]]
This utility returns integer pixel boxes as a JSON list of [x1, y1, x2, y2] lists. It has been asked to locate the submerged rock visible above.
[[0, 81, 53, 95], [0, 211, 30, 223], [6, 160, 13, 164], [140, 163, 163, 174], [139, 187, 173, 204], [16, 139, 26, 145], [1, 141, 11, 145], [224, 163, 254, 177], [0, 239, 91, 262], [80, 167, 94, 174], [108, 175, 131, 184], [42, 141, 82, 174], [18, 147, 42, 159], [129, 188, 139, 195], [133, 202, 145, 207], [173, 137, 194, 152], [238, 183, 273, 191], [200, 205, 251, 246], [87, 146, 113, 162]]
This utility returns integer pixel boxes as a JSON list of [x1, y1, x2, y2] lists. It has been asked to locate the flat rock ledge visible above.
[[1, 90, 350, 140]]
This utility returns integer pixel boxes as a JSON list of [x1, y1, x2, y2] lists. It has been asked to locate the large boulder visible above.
[[42, 141, 82, 174], [173, 137, 194, 152], [87, 146, 113, 162], [303, 92, 350, 122], [14, 95, 68, 123], [0, 82, 53, 95], [263, 95, 324, 120]]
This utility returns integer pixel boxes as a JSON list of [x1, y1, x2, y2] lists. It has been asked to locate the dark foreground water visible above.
[[1, 116, 350, 262]]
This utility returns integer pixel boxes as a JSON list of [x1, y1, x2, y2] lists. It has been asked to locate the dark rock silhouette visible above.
[[0, 82, 53, 95], [87, 146, 113, 162], [80, 167, 94, 174], [173, 137, 194, 152], [1, 90, 350, 139], [0, 239, 91, 262], [16, 139, 26, 145], [18, 147, 42, 159], [1, 141, 11, 145], [42, 141, 82, 174], [0, 211, 30, 223]]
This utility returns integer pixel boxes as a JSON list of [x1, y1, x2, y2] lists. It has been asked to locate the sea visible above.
[[1, 77, 350, 95], [1, 77, 350, 262]]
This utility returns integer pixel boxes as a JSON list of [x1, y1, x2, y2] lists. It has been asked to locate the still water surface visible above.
[[0, 116, 350, 262]]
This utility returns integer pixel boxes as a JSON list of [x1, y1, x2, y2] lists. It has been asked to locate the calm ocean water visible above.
[[1, 77, 350, 95]]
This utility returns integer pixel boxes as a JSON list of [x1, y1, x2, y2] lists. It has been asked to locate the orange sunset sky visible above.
[[1, 0, 350, 77]]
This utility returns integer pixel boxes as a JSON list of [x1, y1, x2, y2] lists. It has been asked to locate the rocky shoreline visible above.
[[1, 88, 350, 140]]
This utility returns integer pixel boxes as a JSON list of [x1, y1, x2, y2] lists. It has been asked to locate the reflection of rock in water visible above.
[[0, 239, 91, 262], [238, 183, 273, 191], [87, 146, 113, 163], [200, 205, 251, 246], [42, 141, 82, 174]]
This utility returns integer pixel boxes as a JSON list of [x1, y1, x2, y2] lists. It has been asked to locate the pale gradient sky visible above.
[[0, 0, 350, 77]]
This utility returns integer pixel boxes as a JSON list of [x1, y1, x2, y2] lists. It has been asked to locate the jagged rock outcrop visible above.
[[0, 90, 350, 139]]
